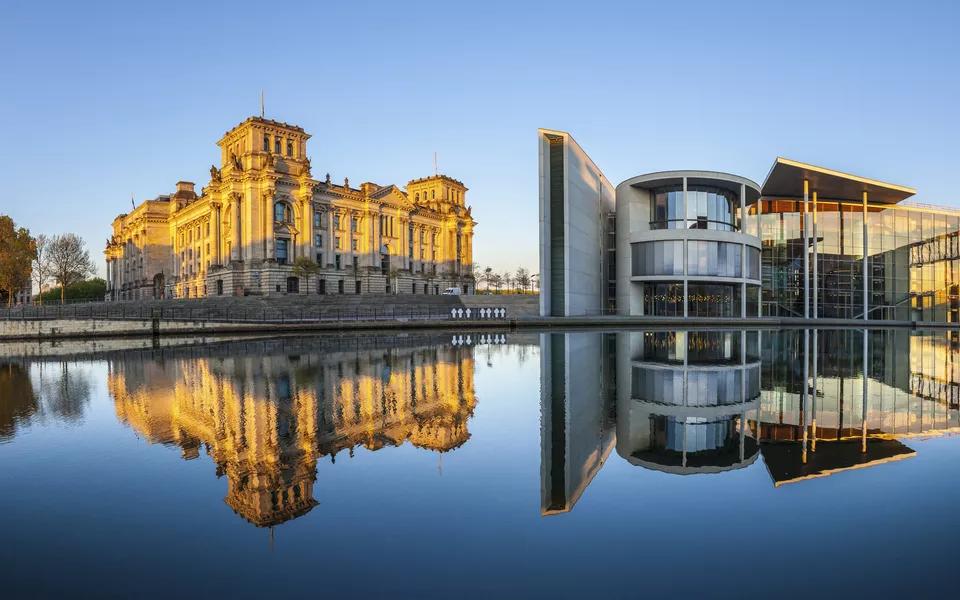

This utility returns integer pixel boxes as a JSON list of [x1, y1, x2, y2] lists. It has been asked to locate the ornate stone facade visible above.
[[105, 117, 476, 300]]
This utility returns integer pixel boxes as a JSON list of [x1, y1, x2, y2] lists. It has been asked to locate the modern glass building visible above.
[[539, 130, 960, 323]]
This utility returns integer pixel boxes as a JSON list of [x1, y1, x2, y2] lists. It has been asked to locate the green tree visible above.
[[0, 216, 35, 307], [291, 257, 320, 294], [39, 278, 107, 304]]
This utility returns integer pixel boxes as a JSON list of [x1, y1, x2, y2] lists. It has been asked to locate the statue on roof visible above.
[[302, 156, 312, 176], [344, 177, 349, 188], [263, 152, 275, 168], [231, 152, 243, 171], [325, 173, 331, 184], [210, 165, 221, 183]]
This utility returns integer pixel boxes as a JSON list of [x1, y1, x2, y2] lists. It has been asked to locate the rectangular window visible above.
[[315, 234, 322, 247], [317, 253, 323, 266], [314, 213, 321, 228], [334, 215, 341, 230], [420, 249, 425, 260], [352, 256, 359, 270], [420, 231, 425, 243], [276, 239, 288, 265], [206, 223, 210, 237], [352, 217, 358, 232], [335, 236, 341, 249], [352, 239, 358, 251], [206, 243, 210, 255], [335, 254, 342, 270], [356, 280, 362, 294]]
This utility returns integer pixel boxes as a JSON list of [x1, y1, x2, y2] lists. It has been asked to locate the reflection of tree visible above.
[[36, 362, 92, 425], [0, 362, 39, 442]]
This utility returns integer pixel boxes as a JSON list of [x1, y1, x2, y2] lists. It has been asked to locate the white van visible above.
[[441, 287, 462, 296]]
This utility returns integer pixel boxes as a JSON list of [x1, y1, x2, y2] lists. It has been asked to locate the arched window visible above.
[[263, 134, 270, 151], [274, 202, 292, 223], [286, 140, 293, 156], [274, 137, 281, 154], [415, 192, 419, 202], [431, 190, 436, 199]]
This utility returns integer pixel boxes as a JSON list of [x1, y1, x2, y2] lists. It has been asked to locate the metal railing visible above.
[[0, 304, 511, 323]]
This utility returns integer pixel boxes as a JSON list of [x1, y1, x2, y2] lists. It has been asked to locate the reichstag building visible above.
[[105, 117, 476, 300]]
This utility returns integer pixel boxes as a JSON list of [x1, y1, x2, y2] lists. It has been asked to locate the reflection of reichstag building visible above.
[[108, 336, 476, 527], [541, 329, 960, 515]]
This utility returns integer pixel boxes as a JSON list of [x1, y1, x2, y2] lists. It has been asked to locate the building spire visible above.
[[260, 90, 264, 118], [434, 151, 437, 176]]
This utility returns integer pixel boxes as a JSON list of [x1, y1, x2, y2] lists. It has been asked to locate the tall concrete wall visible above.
[[538, 130, 615, 317]]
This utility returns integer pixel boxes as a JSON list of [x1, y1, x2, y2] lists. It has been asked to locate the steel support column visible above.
[[812, 191, 818, 319], [863, 191, 869, 320], [803, 180, 809, 319]]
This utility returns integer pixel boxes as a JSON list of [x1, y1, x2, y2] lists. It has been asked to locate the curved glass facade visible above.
[[640, 331, 760, 364], [650, 185, 740, 231], [687, 240, 742, 277], [632, 366, 760, 406], [632, 241, 759, 280], [631, 240, 683, 276], [642, 283, 744, 317], [648, 416, 740, 457]]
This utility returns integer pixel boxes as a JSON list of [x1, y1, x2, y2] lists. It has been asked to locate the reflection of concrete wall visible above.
[[540, 333, 615, 515], [538, 130, 615, 317]]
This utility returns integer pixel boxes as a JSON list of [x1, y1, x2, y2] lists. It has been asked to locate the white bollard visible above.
[[457, 308, 464, 319], [466, 308, 471, 318]]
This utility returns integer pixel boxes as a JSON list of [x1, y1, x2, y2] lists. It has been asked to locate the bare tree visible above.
[[532, 273, 540, 293], [491, 273, 502, 293], [32, 234, 51, 306], [49, 233, 96, 304], [515, 267, 530, 294], [502, 271, 514, 294], [484, 266, 493, 291]]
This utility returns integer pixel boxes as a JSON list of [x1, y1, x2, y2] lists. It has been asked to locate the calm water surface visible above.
[[2, 329, 960, 598]]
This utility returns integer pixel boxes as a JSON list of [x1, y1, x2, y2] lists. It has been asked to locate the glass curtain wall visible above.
[[755, 201, 960, 321]]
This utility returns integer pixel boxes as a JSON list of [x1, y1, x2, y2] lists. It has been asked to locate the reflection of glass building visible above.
[[616, 331, 761, 474], [539, 130, 960, 322], [107, 336, 477, 527], [541, 328, 960, 514]]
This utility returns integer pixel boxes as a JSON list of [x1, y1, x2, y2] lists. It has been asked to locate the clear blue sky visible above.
[[2, 0, 957, 277]]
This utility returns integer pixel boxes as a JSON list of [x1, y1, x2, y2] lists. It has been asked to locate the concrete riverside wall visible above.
[[0, 317, 515, 342]]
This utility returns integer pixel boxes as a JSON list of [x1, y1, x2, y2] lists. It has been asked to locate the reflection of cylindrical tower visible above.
[[616, 331, 760, 474], [616, 171, 762, 317]]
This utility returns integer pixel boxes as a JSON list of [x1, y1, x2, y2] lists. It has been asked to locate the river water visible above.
[[1, 329, 959, 598]]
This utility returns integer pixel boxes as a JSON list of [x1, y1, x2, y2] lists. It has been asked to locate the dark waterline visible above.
[[1, 329, 959, 599]]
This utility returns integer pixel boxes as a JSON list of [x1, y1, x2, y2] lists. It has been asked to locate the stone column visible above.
[[230, 194, 241, 262], [214, 204, 221, 267]]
